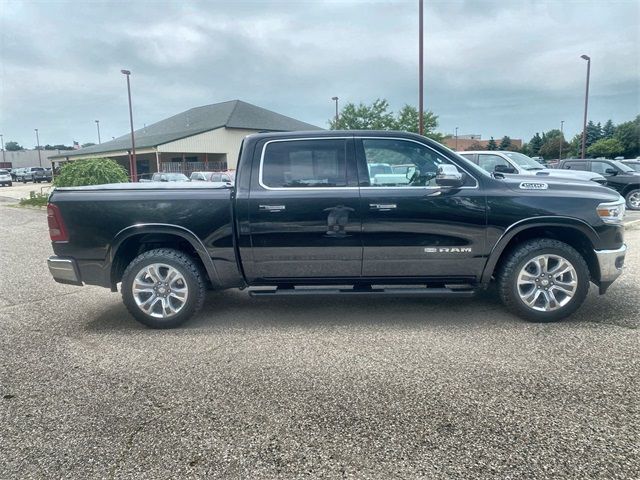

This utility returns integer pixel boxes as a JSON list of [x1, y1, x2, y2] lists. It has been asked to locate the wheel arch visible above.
[[481, 217, 600, 287], [109, 224, 222, 291]]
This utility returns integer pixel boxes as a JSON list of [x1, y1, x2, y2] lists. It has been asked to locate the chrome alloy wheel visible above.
[[132, 263, 189, 319], [517, 254, 578, 312], [628, 191, 640, 209]]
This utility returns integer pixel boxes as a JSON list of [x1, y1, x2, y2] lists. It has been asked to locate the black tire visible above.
[[121, 248, 205, 329], [625, 189, 640, 210], [497, 239, 590, 322]]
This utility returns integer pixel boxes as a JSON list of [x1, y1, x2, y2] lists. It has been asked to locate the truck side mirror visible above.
[[494, 164, 517, 174], [605, 168, 617, 176], [436, 164, 464, 188]]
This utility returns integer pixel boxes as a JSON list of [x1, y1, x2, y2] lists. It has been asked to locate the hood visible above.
[[497, 174, 621, 201], [531, 168, 604, 182]]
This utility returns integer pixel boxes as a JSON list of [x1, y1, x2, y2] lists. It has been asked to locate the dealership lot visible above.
[[0, 201, 638, 478]]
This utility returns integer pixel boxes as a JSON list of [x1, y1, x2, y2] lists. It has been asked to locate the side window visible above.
[[562, 161, 588, 171], [459, 153, 476, 163], [221, 174, 231, 182], [362, 138, 467, 187], [477, 154, 511, 173], [210, 174, 221, 182], [591, 161, 615, 175], [261, 139, 347, 188]]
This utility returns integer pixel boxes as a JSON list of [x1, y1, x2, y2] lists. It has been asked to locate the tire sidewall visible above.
[[625, 189, 640, 210], [121, 251, 203, 328], [503, 244, 590, 322]]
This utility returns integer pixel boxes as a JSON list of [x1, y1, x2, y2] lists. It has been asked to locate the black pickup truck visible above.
[[47, 131, 627, 328]]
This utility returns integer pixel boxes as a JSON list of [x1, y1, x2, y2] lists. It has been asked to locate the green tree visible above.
[[614, 116, 640, 158], [585, 120, 602, 147], [487, 137, 498, 150], [587, 138, 625, 158], [602, 119, 615, 139], [499, 136, 512, 150], [529, 133, 543, 155], [539, 136, 570, 159], [393, 105, 441, 140], [54, 158, 129, 187], [5, 141, 23, 151]]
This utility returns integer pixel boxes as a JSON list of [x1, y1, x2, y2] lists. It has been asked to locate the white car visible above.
[[458, 151, 607, 185], [0, 169, 12, 187]]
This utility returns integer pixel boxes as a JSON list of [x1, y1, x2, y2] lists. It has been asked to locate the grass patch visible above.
[[19, 191, 48, 207]]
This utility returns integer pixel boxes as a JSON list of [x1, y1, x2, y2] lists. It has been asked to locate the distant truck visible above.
[[47, 131, 626, 328]]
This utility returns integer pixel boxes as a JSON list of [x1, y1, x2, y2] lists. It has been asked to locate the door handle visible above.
[[369, 203, 397, 211], [259, 204, 286, 212]]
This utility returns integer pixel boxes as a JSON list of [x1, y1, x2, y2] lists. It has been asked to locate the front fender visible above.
[[480, 216, 599, 285]]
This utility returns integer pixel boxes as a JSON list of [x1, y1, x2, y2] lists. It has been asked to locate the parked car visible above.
[[44, 168, 53, 181], [622, 160, 640, 172], [0, 169, 12, 186], [47, 131, 627, 328], [557, 158, 640, 210], [458, 151, 607, 185], [21, 166, 47, 183], [150, 172, 190, 182]]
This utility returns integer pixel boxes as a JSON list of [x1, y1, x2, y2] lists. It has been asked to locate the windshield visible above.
[[611, 160, 635, 173], [0, 170, 8, 174], [503, 152, 545, 170]]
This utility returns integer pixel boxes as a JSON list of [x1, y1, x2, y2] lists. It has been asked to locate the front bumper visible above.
[[594, 245, 626, 290], [47, 256, 83, 286]]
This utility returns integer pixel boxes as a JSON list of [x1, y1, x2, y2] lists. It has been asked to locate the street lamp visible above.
[[121, 69, 137, 181], [455, 127, 459, 151], [95, 120, 101, 144], [0, 134, 5, 164], [559, 120, 565, 160], [34, 128, 42, 167], [331, 97, 339, 127], [580, 55, 591, 159], [418, 0, 424, 135]]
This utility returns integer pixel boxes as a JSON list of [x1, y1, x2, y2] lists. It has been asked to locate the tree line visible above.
[[2, 141, 96, 151], [329, 98, 639, 159]]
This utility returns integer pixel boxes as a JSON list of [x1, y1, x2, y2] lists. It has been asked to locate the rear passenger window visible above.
[[563, 161, 588, 171], [261, 139, 347, 188]]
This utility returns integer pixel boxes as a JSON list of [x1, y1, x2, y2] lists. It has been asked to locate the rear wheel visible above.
[[121, 248, 205, 328], [625, 189, 640, 210], [497, 239, 590, 322]]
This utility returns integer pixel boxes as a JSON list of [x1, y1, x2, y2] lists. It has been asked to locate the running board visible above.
[[249, 286, 476, 297]]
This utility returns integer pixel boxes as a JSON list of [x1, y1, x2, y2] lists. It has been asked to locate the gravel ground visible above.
[[0, 202, 638, 479]]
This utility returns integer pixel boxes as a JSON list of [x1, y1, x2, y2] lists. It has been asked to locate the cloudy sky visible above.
[[1, 0, 639, 148]]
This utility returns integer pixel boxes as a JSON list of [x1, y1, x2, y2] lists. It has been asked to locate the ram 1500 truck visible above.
[[46, 131, 627, 328]]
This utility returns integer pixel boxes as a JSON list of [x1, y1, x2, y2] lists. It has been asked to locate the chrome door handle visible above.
[[369, 203, 397, 211], [259, 204, 286, 212]]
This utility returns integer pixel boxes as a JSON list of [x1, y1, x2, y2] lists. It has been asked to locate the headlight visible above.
[[597, 198, 625, 224]]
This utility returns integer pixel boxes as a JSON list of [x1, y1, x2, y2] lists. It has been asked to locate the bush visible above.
[[19, 191, 48, 207], [54, 158, 129, 187]]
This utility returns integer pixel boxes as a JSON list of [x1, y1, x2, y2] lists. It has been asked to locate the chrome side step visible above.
[[249, 286, 476, 297]]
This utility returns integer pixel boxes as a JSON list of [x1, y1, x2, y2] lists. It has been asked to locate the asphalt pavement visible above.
[[0, 200, 638, 479]]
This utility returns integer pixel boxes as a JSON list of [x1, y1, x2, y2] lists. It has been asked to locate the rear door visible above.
[[357, 137, 487, 280], [245, 137, 362, 281]]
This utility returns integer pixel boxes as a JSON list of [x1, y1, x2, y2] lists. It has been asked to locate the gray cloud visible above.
[[1, 0, 638, 148]]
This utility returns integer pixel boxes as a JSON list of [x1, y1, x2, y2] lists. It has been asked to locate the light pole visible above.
[[0, 134, 5, 164], [559, 120, 565, 160], [418, 0, 424, 135], [331, 96, 339, 127], [121, 69, 137, 181], [95, 120, 101, 144], [34, 128, 42, 166], [580, 55, 591, 159], [455, 127, 459, 150]]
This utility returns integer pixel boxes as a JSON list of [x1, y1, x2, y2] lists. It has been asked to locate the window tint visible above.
[[590, 161, 613, 175], [221, 174, 231, 182], [362, 138, 463, 187], [459, 153, 475, 162], [210, 174, 221, 182], [262, 139, 347, 188], [477, 154, 511, 173], [562, 161, 588, 171]]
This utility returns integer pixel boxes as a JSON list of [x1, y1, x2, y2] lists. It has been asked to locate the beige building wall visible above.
[[158, 127, 258, 169]]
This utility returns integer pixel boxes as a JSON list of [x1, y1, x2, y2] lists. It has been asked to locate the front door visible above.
[[246, 137, 362, 281], [357, 137, 487, 280]]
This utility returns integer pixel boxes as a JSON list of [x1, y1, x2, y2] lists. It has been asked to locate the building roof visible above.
[[51, 100, 321, 159]]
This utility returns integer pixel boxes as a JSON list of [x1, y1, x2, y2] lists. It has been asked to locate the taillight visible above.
[[47, 203, 68, 242]]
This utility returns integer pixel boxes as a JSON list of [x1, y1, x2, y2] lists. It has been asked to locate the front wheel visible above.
[[121, 248, 205, 328], [625, 189, 640, 210], [497, 239, 590, 322]]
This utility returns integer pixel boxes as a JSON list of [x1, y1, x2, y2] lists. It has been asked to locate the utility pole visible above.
[[95, 120, 101, 144], [559, 120, 565, 160], [35, 129, 42, 166], [580, 55, 591, 159], [331, 97, 339, 127], [121, 69, 137, 181], [455, 127, 459, 151], [0, 134, 5, 164], [418, 0, 424, 135]]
